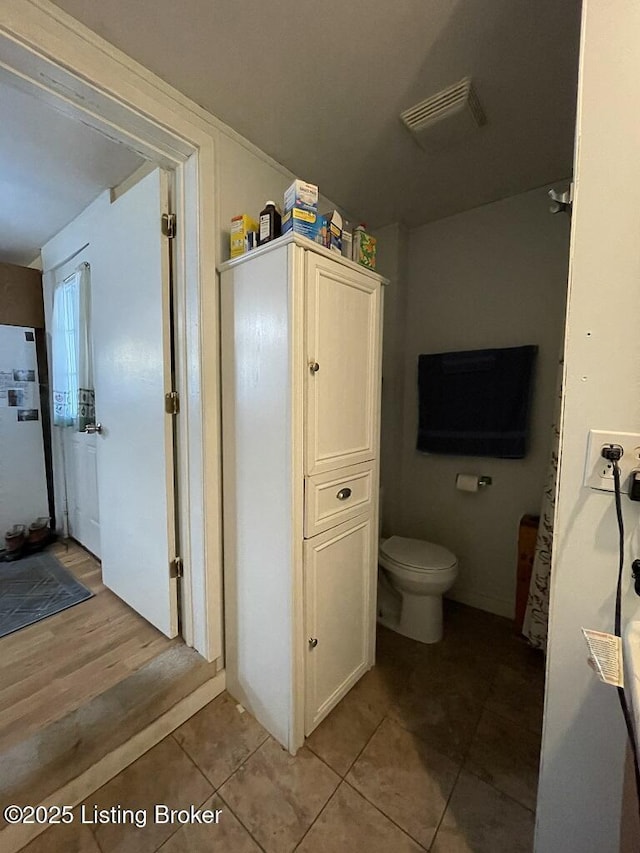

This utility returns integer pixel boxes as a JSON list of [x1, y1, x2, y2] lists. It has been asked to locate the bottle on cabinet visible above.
[[258, 200, 282, 245]]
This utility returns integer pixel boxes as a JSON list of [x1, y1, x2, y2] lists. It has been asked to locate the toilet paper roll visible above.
[[456, 474, 479, 493]]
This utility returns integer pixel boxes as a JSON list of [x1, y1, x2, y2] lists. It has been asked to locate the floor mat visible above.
[[0, 552, 93, 639]]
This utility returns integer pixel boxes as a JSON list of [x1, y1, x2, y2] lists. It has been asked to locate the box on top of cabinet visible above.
[[282, 207, 325, 244], [353, 228, 377, 270], [322, 210, 342, 254], [284, 180, 318, 214], [230, 213, 258, 258]]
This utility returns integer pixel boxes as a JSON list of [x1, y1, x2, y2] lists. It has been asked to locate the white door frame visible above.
[[0, 0, 222, 661]]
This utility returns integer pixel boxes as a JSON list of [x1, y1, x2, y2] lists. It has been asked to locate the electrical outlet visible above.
[[583, 430, 640, 492], [596, 459, 616, 481]]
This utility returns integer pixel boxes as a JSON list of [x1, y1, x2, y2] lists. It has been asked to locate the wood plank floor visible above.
[[0, 540, 177, 753]]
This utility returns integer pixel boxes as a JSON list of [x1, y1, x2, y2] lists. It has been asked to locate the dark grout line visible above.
[[428, 757, 464, 851], [292, 703, 391, 847], [481, 704, 544, 738], [341, 777, 429, 851], [212, 730, 270, 791], [304, 740, 345, 777], [463, 766, 537, 815], [169, 720, 269, 792], [385, 705, 481, 767], [216, 790, 268, 852], [327, 704, 451, 851], [344, 716, 385, 775], [87, 739, 217, 853], [163, 733, 216, 805], [292, 782, 342, 852], [463, 698, 488, 761], [89, 822, 106, 853], [305, 710, 388, 780]]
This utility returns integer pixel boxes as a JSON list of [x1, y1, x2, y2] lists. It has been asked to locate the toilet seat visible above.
[[380, 536, 457, 572]]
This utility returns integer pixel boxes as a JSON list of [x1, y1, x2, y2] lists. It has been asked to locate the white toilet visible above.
[[377, 535, 458, 644]]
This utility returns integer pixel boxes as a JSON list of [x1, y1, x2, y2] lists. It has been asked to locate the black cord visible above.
[[612, 460, 640, 808]]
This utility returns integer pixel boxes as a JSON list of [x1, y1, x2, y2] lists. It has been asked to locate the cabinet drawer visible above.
[[304, 462, 374, 538]]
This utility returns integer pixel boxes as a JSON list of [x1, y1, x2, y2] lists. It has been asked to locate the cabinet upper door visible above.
[[305, 252, 381, 475]]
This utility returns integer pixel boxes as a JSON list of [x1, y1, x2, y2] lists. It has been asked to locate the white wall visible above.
[[375, 223, 409, 536], [391, 187, 570, 617], [0, 324, 48, 536], [215, 131, 345, 265], [537, 2, 640, 850]]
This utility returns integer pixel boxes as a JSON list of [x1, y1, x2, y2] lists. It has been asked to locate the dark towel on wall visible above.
[[417, 345, 538, 458]]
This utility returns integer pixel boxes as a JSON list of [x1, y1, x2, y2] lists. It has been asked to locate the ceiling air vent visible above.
[[400, 77, 486, 152]]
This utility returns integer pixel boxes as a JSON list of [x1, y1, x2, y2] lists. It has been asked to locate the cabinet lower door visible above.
[[304, 514, 374, 735]]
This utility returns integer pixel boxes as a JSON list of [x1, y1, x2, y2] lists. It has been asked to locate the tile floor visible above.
[[23, 601, 544, 852]]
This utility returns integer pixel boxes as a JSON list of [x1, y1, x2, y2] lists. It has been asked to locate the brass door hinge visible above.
[[162, 212, 177, 239], [165, 391, 180, 415], [169, 556, 183, 579]]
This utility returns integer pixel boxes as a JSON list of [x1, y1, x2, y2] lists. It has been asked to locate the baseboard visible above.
[[446, 588, 515, 619], [1, 671, 225, 853]]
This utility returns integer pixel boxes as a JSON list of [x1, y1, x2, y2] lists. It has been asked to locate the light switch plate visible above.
[[583, 430, 640, 492]]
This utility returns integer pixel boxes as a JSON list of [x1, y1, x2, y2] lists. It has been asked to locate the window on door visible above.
[[51, 262, 94, 430]]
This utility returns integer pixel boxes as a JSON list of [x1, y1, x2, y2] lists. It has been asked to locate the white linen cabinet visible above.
[[220, 233, 386, 753]]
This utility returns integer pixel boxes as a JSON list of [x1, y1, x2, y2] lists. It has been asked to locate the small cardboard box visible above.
[[284, 180, 319, 214], [322, 210, 342, 254], [230, 214, 258, 258], [282, 207, 325, 244], [352, 228, 377, 269]]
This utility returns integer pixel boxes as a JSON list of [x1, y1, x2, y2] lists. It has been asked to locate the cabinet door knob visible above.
[[308, 637, 318, 649], [309, 361, 320, 374], [336, 487, 352, 501]]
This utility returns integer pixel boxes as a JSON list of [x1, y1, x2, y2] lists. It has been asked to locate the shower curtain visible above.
[[522, 354, 563, 651]]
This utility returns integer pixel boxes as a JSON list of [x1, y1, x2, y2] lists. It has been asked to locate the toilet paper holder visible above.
[[456, 473, 493, 490]]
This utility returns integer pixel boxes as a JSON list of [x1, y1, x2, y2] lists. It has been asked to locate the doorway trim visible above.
[[0, 0, 223, 661]]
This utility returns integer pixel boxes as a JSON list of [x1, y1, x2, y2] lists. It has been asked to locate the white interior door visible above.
[[65, 429, 101, 557], [91, 168, 178, 637]]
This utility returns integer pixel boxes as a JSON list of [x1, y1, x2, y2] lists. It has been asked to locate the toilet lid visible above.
[[380, 536, 456, 571]]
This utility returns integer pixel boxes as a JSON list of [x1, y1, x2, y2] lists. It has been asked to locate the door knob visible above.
[[308, 637, 318, 649], [309, 361, 320, 374], [84, 423, 103, 434]]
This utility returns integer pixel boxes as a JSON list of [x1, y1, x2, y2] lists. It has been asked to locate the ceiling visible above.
[[52, 0, 581, 228], [0, 82, 144, 267]]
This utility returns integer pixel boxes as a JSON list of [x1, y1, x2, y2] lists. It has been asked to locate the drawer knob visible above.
[[309, 361, 320, 374], [308, 637, 318, 649], [336, 487, 352, 501]]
